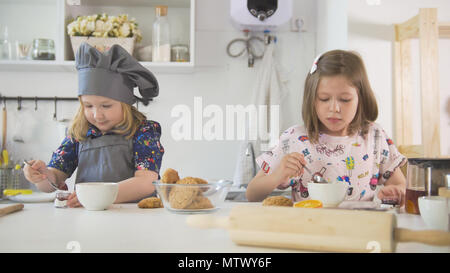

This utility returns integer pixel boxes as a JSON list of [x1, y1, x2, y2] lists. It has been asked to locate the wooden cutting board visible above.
[[187, 205, 450, 253]]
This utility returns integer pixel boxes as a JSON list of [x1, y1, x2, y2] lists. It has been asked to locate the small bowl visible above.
[[307, 182, 348, 207], [152, 179, 232, 214], [418, 196, 449, 231], [76, 182, 119, 211]]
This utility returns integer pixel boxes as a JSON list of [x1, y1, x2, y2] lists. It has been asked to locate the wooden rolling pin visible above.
[[187, 205, 450, 253], [0, 204, 24, 217]]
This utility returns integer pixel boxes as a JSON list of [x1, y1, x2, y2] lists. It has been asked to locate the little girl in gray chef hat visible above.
[[23, 43, 165, 207]]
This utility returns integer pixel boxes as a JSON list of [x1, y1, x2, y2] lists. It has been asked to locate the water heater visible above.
[[230, 0, 293, 32]]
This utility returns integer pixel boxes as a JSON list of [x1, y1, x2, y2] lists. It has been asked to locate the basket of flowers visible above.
[[67, 13, 142, 56]]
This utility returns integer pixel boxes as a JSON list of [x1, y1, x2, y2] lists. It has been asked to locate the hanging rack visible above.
[[0, 94, 150, 121], [0, 95, 151, 108], [0, 95, 78, 103], [0, 95, 78, 120]]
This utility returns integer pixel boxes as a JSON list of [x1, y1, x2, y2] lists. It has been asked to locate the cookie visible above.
[[168, 184, 199, 209], [262, 196, 293, 207], [160, 168, 180, 199], [185, 195, 214, 209], [177, 177, 209, 192], [138, 197, 164, 209], [177, 176, 208, 185], [161, 168, 180, 184]]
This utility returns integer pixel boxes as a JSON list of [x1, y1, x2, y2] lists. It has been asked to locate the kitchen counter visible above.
[[0, 201, 449, 253]]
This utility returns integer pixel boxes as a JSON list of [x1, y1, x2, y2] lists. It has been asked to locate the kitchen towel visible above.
[[232, 41, 290, 188]]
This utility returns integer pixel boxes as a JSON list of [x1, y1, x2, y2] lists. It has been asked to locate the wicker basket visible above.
[[70, 36, 136, 57]]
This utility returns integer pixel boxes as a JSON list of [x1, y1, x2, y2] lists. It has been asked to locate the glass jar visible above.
[[54, 190, 71, 208], [171, 44, 189, 62], [32, 38, 55, 60]]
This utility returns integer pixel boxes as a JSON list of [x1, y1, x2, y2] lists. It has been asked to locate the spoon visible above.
[[302, 164, 328, 184], [23, 160, 60, 190]]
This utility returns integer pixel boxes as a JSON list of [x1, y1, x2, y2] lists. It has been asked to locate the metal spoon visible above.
[[302, 164, 328, 184], [23, 160, 60, 190]]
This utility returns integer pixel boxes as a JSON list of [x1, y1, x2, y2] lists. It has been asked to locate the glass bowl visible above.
[[152, 179, 232, 214]]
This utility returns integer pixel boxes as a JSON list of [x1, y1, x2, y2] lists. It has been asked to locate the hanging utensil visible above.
[[53, 97, 57, 120], [1, 98, 7, 166]]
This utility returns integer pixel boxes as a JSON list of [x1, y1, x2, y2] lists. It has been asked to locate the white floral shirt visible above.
[[255, 123, 406, 202]]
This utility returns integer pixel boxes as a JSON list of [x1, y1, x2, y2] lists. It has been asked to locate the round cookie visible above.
[[262, 196, 293, 207], [177, 177, 207, 185], [138, 197, 164, 208], [160, 168, 180, 199], [177, 177, 209, 193], [168, 184, 199, 209], [161, 168, 180, 184], [185, 195, 214, 209]]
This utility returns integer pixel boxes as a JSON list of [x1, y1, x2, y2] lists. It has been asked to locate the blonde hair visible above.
[[302, 50, 378, 143], [68, 98, 147, 141]]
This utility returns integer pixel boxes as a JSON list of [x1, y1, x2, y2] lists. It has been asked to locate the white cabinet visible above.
[[0, 0, 195, 73]]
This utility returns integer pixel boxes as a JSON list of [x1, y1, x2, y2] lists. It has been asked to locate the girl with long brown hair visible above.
[[247, 50, 406, 206]]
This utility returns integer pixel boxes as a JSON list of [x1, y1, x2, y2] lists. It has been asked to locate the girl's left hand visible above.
[[67, 192, 83, 208], [377, 185, 405, 207]]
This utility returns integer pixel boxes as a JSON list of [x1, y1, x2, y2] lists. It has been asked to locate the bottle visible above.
[[152, 5, 171, 62], [0, 26, 12, 60]]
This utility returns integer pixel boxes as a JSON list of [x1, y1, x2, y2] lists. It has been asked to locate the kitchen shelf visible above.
[[0, 60, 194, 73], [0, 0, 195, 73]]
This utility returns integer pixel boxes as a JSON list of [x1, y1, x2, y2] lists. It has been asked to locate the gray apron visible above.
[[76, 134, 135, 184], [75, 134, 156, 202]]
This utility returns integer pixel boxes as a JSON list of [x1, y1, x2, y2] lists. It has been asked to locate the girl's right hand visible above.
[[272, 152, 307, 183], [23, 160, 49, 184], [67, 192, 82, 208]]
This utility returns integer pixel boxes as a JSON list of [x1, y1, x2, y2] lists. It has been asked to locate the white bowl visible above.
[[418, 196, 449, 231], [76, 182, 119, 211], [307, 182, 348, 207]]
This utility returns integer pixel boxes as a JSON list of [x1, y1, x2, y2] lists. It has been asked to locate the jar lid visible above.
[[155, 5, 168, 16]]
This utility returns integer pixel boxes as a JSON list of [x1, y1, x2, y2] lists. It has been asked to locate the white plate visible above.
[[7, 192, 56, 203]]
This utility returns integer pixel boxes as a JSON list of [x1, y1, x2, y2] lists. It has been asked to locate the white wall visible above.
[[316, 0, 348, 53], [2, 0, 449, 192], [0, 0, 317, 187], [348, 0, 450, 155]]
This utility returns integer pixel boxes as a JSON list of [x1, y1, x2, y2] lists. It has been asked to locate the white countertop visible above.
[[0, 201, 449, 253]]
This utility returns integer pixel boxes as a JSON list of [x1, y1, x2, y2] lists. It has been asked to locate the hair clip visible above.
[[310, 54, 322, 74]]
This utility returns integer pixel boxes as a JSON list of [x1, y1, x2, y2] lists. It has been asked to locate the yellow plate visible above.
[[3, 189, 33, 196], [294, 200, 323, 208]]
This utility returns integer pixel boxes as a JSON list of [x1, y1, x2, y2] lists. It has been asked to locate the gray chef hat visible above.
[[75, 43, 159, 105]]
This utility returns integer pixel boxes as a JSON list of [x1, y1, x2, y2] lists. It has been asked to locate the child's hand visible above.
[[272, 152, 307, 183], [23, 160, 49, 184], [377, 185, 405, 207], [67, 192, 83, 208]]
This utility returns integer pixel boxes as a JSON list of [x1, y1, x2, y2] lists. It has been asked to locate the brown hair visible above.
[[68, 98, 147, 141], [302, 50, 378, 143]]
